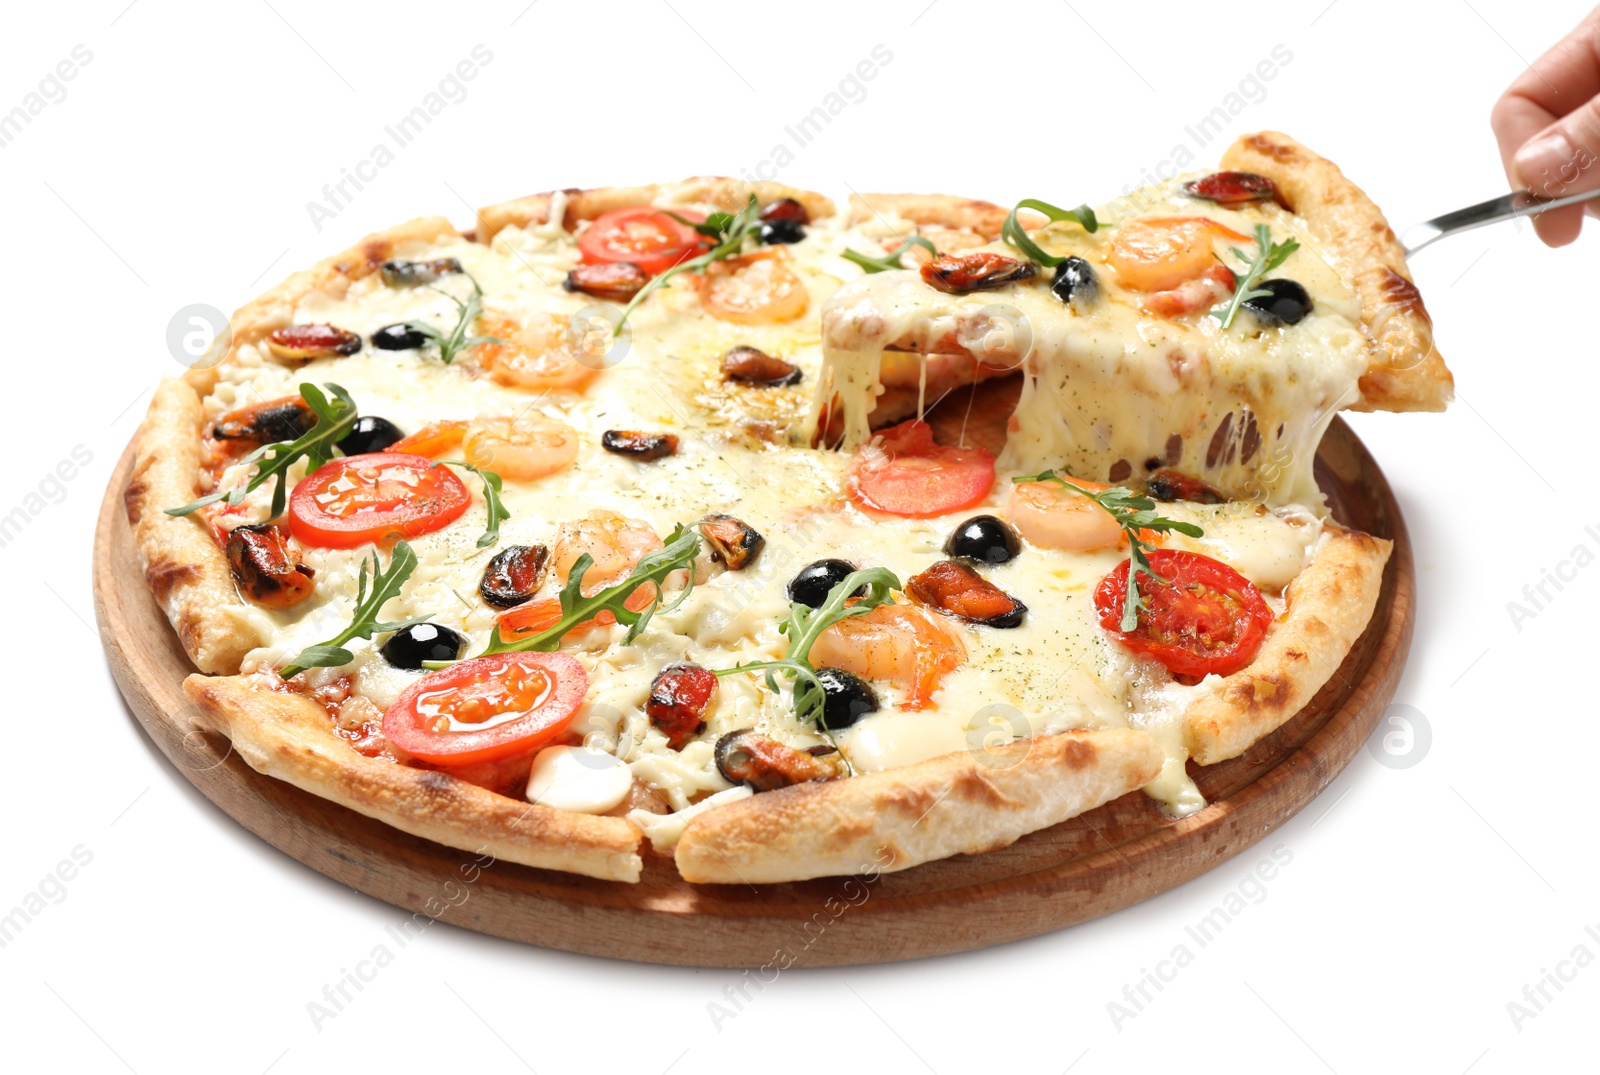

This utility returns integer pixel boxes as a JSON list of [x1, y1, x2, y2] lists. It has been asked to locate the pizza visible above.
[[124, 131, 1449, 885]]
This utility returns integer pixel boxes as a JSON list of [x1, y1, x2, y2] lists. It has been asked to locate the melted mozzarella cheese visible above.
[[525, 746, 633, 813], [218, 196, 1330, 819]]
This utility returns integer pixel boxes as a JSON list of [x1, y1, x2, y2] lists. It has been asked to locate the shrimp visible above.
[[473, 312, 604, 392], [809, 603, 966, 710], [463, 414, 579, 480], [1104, 217, 1250, 292], [1007, 477, 1123, 552], [551, 511, 664, 593]]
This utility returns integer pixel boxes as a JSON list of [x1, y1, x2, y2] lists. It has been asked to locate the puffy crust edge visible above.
[[845, 192, 1009, 240], [673, 728, 1163, 884], [1183, 524, 1391, 766], [1219, 131, 1453, 413], [125, 377, 259, 674], [183, 674, 645, 882], [477, 178, 838, 245]]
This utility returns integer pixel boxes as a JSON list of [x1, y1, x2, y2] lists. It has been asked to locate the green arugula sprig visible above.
[[279, 541, 426, 679], [165, 382, 358, 520], [715, 567, 899, 729], [613, 196, 765, 334], [1210, 223, 1299, 329], [434, 460, 509, 548], [1001, 199, 1100, 267], [1013, 471, 1203, 632], [472, 522, 704, 658], [841, 235, 938, 274], [399, 272, 501, 364]]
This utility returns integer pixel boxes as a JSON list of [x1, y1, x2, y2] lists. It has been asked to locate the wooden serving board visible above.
[[93, 388, 1413, 967]]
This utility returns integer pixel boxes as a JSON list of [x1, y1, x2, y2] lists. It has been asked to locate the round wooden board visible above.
[[94, 392, 1412, 967]]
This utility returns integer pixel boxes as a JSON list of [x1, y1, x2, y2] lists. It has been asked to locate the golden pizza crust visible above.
[[674, 728, 1163, 884], [477, 178, 837, 246], [184, 674, 645, 882], [125, 378, 260, 674], [1219, 131, 1453, 413], [1184, 524, 1391, 765]]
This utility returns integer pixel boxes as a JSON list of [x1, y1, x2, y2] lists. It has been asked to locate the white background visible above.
[[2, 1, 1596, 1072]]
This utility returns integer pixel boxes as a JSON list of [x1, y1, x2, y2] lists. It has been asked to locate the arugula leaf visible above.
[[434, 460, 509, 548], [1001, 199, 1100, 268], [399, 272, 502, 365], [614, 196, 764, 334], [165, 382, 358, 519], [279, 541, 426, 679], [1210, 223, 1300, 330], [714, 567, 900, 729], [1012, 471, 1203, 632], [841, 235, 938, 274], [476, 522, 704, 656]]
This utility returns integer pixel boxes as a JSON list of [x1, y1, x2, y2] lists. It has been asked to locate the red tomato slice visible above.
[[382, 652, 587, 768], [578, 207, 705, 275], [847, 420, 996, 518], [288, 452, 470, 549], [1093, 549, 1274, 680]]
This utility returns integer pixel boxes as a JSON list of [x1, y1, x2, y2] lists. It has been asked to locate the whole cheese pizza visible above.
[[125, 131, 1450, 884]]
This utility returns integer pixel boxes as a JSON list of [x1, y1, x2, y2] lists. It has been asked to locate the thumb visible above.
[[1512, 97, 1600, 246], [1514, 96, 1600, 197]]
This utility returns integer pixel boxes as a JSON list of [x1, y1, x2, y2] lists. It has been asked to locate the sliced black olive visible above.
[[1242, 279, 1312, 326], [601, 430, 679, 460], [699, 514, 765, 571], [337, 415, 405, 456], [479, 544, 549, 608], [211, 397, 316, 445], [787, 558, 862, 609], [759, 218, 806, 245], [815, 667, 878, 731], [380, 623, 466, 670], [372, 323, 430, 351], [944, 515, 1021, 564], [1050, 256, 1098, 307], [714, 729, 839, 791], [380, 257, 462, 288], [722, 346, 802, 387]]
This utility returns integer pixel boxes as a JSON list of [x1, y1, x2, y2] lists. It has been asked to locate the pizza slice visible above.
[[122, 136, 1434, 886]]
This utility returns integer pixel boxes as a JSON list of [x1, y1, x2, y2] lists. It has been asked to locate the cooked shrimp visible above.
[[463, 414, 579, 481], [699, 249, 808, 324], [551, 511, 664, 593], [1104, 217, 1250, 292], [474, 312, 603, 392], [809, 603, 966, 710], [1007, 477, 1123, 552]]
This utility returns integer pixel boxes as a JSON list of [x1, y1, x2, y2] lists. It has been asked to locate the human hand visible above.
[[1490, 6, 1600, 246]]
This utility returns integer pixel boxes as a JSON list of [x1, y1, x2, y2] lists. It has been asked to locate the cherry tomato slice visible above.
[[578, 207, 704, 275], [383, 652, 587, 768], [288, 452, 470, 549], [847, 420, 996, 518], [1093, 549, 1274, 680]]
